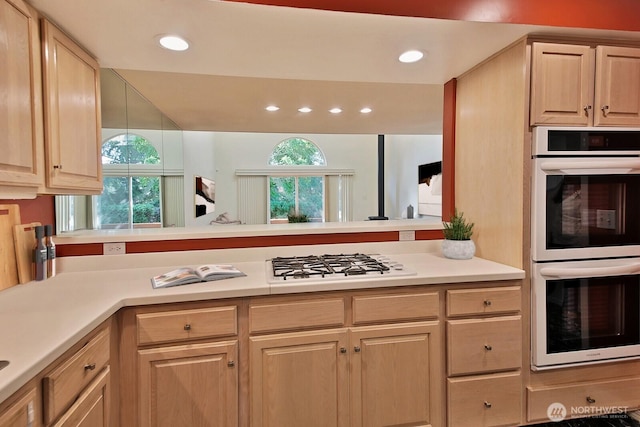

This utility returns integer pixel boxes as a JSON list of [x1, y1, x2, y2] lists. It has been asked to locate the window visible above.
[[97, 134, 162, 229], [268, 138, 326, 223]]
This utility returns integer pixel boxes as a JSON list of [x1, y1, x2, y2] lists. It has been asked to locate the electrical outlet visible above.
[[103, 242, 126, 255], [399, 230, 416, 241]]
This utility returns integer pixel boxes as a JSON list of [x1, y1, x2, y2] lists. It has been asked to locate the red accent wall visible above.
[[225, 0, 640, 32], [0, 196, 55, 228]]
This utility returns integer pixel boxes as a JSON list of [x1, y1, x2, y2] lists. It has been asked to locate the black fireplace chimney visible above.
[[368, 134, 388, 220]]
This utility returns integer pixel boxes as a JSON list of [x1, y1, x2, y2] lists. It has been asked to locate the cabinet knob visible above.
[[586, 396, 596, 404], [183, 324, 191, 331], [53, 164, 62, 169], [601, 105, 609, 116], [484, 401, 492, 409], [583, 105, 592, 116], [483, 300, 492, 306], [340, 347, 347, 354], [484, 345, 492, 351], [354, 346, 361, 353], [227, 360, 235, 368], [84, 363, 96, 371]]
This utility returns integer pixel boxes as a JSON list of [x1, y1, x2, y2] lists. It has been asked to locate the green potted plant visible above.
[[287, 208, 309, 223], [442, 209, 475, 259]]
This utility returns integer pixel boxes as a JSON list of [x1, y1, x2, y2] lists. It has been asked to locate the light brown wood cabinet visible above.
[[445, 286, 522, 427], [530, 42, 640, 127], [0, 2, 102, 197], [0, 0, 45, 194], [248, 292, 443, 427], [0, 388, 40, 427], [40, 19, 102, 193], [43, 326, 111, 427], [138, 341, 238, 427], [120, 303, 240, 427]]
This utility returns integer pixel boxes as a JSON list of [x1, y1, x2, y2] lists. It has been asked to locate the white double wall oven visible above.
[[531, 126, 640, 369]]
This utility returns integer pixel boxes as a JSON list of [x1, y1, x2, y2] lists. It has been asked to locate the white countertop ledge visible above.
[[55, 218, 443, 244], [0, 247, 523, 404]]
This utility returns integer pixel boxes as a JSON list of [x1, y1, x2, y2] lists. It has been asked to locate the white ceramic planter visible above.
[[442, 239, 476, 260]]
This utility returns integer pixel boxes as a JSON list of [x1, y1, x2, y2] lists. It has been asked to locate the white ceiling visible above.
[[28, 0, 640, 134]]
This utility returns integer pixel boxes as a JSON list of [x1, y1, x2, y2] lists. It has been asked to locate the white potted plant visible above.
[[442, 209, 475, 259]]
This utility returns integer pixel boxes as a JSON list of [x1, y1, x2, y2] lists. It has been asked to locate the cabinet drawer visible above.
[[448, 372, 521, 427], [527, 376, 640, 423], [52, 366, 110, 427], [447, 286, 520, 317], [137, 306, 237, 346], [249, 298, 344, 333], [447, 316, 521, 376], [352, 292, 439, 324], [43, 327, 110, 424]]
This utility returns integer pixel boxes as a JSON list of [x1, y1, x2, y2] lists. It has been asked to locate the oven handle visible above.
[[540, 160, 640, 174], [540, 263, 640, 279]]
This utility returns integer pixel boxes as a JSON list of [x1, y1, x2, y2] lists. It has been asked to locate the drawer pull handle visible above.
[[354, 346, 361, 353], [84, 363, 96, 371], [601, 105, 609, 116], [484, 401, 492, 409], [586, 396, 596, 404], [484, 345, 492, 351], [53, 164, 62, 169], [227, 361, 235, 368], [583, 105, 592, 116], [184, 324, 192, 331], [484, 300, 492, 306], [340, 347, 347, 354]]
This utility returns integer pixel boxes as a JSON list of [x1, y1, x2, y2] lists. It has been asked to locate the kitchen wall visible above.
[[182, 132, 442, 226]]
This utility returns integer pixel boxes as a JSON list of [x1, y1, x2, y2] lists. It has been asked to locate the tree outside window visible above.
[[268, 138, 326, 223], [97, 134, 162, 229]]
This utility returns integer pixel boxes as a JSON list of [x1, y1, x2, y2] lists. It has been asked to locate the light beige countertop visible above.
[[0, 240, 524, 404]]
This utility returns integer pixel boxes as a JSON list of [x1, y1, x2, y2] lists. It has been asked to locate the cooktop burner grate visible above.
[[270, 253, 398, 280]]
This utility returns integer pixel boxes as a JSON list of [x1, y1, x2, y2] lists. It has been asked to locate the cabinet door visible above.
[[250, 329, 349, 427], [594, 46, 640, 126], [350, 322, 442, 427], [41, 19, 102, 193], [138, 341, 238, 427], [530, 43, 595, 126], [52, 367, 110, 427], [0, 388, 39, 427], [0, 0, 43, 190]]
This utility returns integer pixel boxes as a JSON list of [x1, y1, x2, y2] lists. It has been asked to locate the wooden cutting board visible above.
[[0, 205, 21, 291], [13, 222, 41, 284]]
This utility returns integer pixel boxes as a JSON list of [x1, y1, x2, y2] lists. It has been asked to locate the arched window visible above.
[[269, 137, 326, 166], [97, 134, 162, 229], [102, 133, 160, 165], [268, 138, 326, 223]]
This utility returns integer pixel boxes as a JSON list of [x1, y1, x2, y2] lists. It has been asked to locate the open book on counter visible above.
[[151, 264, 246, 289]]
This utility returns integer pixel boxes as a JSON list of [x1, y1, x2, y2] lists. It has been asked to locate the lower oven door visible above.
[[532, 257, 640, 370]]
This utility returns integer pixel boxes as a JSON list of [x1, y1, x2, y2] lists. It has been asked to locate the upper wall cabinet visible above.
[[530, 42, 640, 127], [594, 46, 640, 126], [0, 0, 45, 192], [41, 19, 102, 193]]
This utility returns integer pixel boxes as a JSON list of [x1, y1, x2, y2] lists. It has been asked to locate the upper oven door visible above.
[[532, 157, 640, 261]]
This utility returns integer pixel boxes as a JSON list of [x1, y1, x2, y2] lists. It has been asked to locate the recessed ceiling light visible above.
[[360, 107, 372, 114], [265, 105, 279, 112], [298, 107, 312, 113], [159, 35, 190, 51], [398, 50, 424, 63], [329, 108, 342, 114]]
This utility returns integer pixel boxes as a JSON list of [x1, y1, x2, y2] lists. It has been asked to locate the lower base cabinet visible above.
[[448, 372, 521, 427], [0, 388, 39, 427], [138, 341, 238, 427], [249, 322, 441, 427], [52, 367, 110, 427]]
